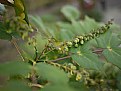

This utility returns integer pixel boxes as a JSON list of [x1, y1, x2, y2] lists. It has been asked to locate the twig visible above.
[[34, 46, 38, 61], [37, 55, 71, 63], [38, 48, 56, 60], [50, 55, 71, 62], [11, 38, 25, 61], [92, 49, 104, 54], [29, 83, 43, 88], [92, 48, 107, 54]]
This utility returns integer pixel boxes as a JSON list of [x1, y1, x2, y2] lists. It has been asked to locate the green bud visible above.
[[80, 40, 84, 45], [78, 36, 83, 39], [67, 41, 72, 47], [76, 73, 82, 81], [75, 38, 79, 42], [100, 30, 104, 34], [87, 36, 90, 41], [93, 33, 96, 37], [89, 33, 93, 37], [75, 43, 78, 47], [58, 48, 63, 54], [58, 47, 62, 50], [74, 38, 79, 43], [96, 30, 100, 34], [101, 26, 106, 32], [89, 36, 93, 39], [106, 26, 110, 29], [90, 79, 96, 85], [84, 36, 88, 41], [74, 39, 78, 43], [64, 46, 69, 52]]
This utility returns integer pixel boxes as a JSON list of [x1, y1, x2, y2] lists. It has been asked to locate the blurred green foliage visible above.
[[0, 3, 121, 91]]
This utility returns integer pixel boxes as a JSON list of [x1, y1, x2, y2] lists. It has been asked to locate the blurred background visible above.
[[0, 0, 121, 62]]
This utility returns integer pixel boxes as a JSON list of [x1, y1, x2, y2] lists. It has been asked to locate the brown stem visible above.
[[31, 63, 38, 91], [29, 83, 43, 88], [51, 55, 71, 62], [92, 48, 107, 54], [11, 38, 25, 61]]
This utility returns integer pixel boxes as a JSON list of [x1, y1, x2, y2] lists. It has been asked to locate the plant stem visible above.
[[51, 55, 71, 62], [29, 83, 43, 88], [34, 46, 38, 61], [37, 55, 71, 63], [31, 63, 38, 91], [38, 48, 56, 60], [11, 38, 25, 61]]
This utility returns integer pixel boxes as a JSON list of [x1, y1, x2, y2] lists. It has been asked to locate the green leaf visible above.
[[61, 5, 80, 21], [96, 28, 121, 48], [70, 16, 99, 36], [35, 63, 68, 84], [0, 61, 31, 76], [69, 81, 88, 91], [0, 22, 12, 40], [60, 29, 73, 41], [117, 72, 121, 90], [103, 47, 121, 69], [0, 80, 31, 91], [30, 16, 46, 31], [29, 15, 49, 38], [41, 85, 74, 91], [0, 31, 12, 40], [56, 22, 75, 40], [21, 50, 34, 62], [79, 16, 99, 33], [96, 30, 121, 69], [0, 22, 5, 30], [71, 46, 103, 70]]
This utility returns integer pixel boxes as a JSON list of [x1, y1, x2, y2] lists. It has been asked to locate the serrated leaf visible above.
[[35, 63, 68, 84], [29, 15, 49, 38], [0, 61, 31, 76], [0, 80, 31, 91], [0, 31, 12, 40], [96, 30, 121, 69], [71, 46, 103, 70], [60, 29, 73, 41], [56, 22, 75, 40], [61, 5, 80, 21], [79, 16, 99, 33], [103, 47, 121, 69], [96, 28, 121, 48]]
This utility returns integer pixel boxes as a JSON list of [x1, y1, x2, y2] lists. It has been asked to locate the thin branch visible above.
[[11, 38, 25, 61], [92, 49, 104, 54], [92, 48, 107, 54], [29, 83, 43, 88], [38, 48, 56, 60], [50, 55, 71, 62], [38, 48, 46, 60], [34, 46, 38, 61], [37, 55, 71, 63], [38, 43, 50, 60]]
